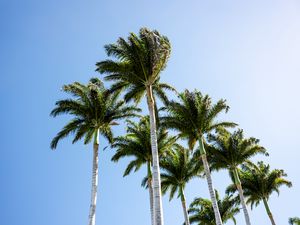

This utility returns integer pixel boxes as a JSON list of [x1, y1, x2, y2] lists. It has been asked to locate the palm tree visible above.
[[96, 28, 175, 225], [111, 116, 177, 225], [161, 89, 237, 225], [289, 217, 300, 225], [160, 144, 201, 225], [50, 78, 139, 225], [188, 191, 239, 225], [207, 128, 267, 225], [226, 161, 292, 225]]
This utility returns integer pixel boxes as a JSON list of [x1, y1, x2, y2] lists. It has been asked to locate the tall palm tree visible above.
[[161, 89, 237, 225], [188, 191, 239, 225], [207, 128, 267, 225], [96, 28, 175, 225], [289, 217, 300, 225], [111, 116, 177, 225], [50, 78, 139, 225], [226, 161, 292, 225], [160, 144, 201, 225]]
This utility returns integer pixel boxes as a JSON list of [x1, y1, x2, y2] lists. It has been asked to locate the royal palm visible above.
[[227, 161, 292, 225], [50, 78, 139, 225], [96, 28, 174, 225], [207, 128, 267, 225], [160, 144, 201, 225], [111, 116, 176, 225], [161, 90, 236, 225], [188, 191, 239, 225]]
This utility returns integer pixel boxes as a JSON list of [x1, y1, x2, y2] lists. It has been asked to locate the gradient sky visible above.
[[1, 1, 300, 225]]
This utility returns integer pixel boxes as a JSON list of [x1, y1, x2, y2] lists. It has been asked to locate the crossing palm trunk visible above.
[[180, 187, 190, 225], [146, 85, 164, 225], [232, 168, 251, 225], [199, 138, 223, 225], [263, 197, 276, 225], [88, 129, 99, 225], [147, 162, 154, 225]]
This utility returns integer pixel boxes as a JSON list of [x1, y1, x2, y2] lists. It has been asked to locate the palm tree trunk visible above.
[[199, 138, 223, 225], [147, 162, 154, 225], [232, 168, 251, 225], [180, 187, 190, 225], [263, 197, 276, 225], [146, 85, 164, 225], [88, 130, 99, 225]]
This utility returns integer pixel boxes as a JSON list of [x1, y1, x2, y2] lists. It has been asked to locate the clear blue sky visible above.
[[1, 0, 299, 225]]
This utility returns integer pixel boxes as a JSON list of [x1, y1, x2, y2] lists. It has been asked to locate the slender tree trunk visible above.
[[263, 197, 276, 225], [199, 138, 223, 225], [88, 130, 99, 225], [146, 85, 164, 225], [180, 187, 190, 225], [232, 168, 251, 225], [147, 162, 154, 225]]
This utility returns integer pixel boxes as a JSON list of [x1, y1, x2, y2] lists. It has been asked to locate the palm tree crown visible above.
[[111, 116, 177, 177], [161, 90, 237, 150], [50, 78, 140, 149], [160, 144, 201, 200], [226, 161, 292, 208], [207, 128, 267, 171], [96, 27, 175, 104], [188, 191, 239, 225]]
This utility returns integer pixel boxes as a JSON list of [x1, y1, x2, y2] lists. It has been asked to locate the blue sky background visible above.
[[1, 0, 299, 225]]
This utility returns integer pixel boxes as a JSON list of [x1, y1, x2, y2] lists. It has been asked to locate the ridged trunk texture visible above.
[[180, 187, 190, 225], [263, 198, 276, 225], [147, 162, 154, 225], [232, 168, 252, 225], [146, 86, 164, 225], [199, 138, 223, 225], [88, 130, 99, 225]]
